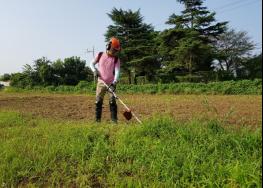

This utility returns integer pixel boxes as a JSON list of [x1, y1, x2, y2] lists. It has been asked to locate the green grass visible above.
[[0, 111, 262, 187]]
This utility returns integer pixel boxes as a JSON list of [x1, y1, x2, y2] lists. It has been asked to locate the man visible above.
[[89, 37, 121, 123]]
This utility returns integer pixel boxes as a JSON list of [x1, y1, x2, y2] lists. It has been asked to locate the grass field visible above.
[[0, 92, 262, 187]]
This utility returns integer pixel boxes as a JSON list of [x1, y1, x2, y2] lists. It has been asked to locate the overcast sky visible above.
[[0, 0, 262, 75]]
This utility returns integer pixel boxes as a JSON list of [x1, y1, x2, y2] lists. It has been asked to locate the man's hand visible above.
[[112, 80, 117, 86], [109, 81, 117, 92]]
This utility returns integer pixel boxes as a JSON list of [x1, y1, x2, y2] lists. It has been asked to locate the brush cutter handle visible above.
[[101, 81, 118, 99], [102, 81, 130, 111]]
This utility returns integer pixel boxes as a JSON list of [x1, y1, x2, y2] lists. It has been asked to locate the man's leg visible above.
[[95, 80, 107, 122], [95, 96, 103, 122], [109, 87, 118, 123]]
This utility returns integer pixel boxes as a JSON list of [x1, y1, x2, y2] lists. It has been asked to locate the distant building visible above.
[[0, 81, 10, 87]]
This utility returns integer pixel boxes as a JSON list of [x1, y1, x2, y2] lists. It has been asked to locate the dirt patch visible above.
[[0, 93, 261, 127]]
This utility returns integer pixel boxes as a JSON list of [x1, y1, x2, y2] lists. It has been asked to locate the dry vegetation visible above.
[[0, 93, 261, 127]]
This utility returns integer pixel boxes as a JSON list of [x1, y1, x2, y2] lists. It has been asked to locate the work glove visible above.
[[109, 81, 117, 92]]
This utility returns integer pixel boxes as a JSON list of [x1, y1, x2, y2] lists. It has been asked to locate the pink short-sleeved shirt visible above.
[[96, 52, 120, 84]]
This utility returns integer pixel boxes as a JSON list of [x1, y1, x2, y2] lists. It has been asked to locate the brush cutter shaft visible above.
[[117, 98, 130, 111], [130, 111, 142, 124], [118, 98, 142, 124], [101, 81, 142, 124]]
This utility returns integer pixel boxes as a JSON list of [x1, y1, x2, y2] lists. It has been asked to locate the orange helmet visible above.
[[109, 37, 121, 51]]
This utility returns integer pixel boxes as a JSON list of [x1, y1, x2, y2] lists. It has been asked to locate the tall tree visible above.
[[159, 0, 227, 80], [0, 73, 11, 81], [214, 28, 256, 77], [231, 53, 262, 79], [242, 53, 262, 79], [52, 59, 64, 85], [105, 8, 160, 84], [33, 57, 54, 85], [63, 56, 87, 85]]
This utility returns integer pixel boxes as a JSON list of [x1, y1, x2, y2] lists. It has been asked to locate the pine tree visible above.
[[105, 8, 160, 84], [159, 0, 227, 80]]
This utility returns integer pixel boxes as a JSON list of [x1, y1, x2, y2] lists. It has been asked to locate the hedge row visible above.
[[5, 79, 262, 95]]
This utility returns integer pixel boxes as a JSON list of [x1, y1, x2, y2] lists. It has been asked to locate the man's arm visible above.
[[89, 54, 101, 78], [89, 58, 97, 72], [114, 67, 120, 83], [113, 59, 121, 84]]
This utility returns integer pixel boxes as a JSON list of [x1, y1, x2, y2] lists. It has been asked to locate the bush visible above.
[[10, 73, 33, 88], [6, 79, 262, 95], [0, 73, 11, 81], [176, 75, 204, 83]]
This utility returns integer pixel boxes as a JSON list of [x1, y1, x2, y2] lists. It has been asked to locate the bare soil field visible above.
[[0, 92, 261, 127]]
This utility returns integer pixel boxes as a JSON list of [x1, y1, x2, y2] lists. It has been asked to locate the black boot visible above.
[[109, 97, 118, 123], [95, 97, 103, 122]]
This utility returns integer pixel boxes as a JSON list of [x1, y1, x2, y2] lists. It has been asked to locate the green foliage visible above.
[[238, 53, 262, 79], [33, 57, 53, 85], [158, 0, 228, 77], [63, 57, 88, 85], [0, 112, 261, 187], [0, 111, 26, 128], [214, 28, 256, 77], [9, 57, 93, 88], [0, 73, 11, 81], [5, 79, 262, 95], [6, 5, 261, 87], [176, 75, 204, 83], [105, 8, 161, 84], [9, 73, 33, 88]]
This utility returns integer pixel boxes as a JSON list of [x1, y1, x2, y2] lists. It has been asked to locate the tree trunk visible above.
[[226, 60, 230, 72], [128, 71, 132, 84], [218, 60, 224, 71], [134, 76, 137, 85], [189, 53, 192, 76]]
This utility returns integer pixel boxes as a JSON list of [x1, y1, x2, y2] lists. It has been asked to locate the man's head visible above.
[[106, 37, 121, 56]]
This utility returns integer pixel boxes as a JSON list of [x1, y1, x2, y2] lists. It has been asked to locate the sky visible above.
[[0, 0, 262, 75]]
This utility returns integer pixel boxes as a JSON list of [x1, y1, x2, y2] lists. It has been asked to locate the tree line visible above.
[[1, 0, 262, 87]]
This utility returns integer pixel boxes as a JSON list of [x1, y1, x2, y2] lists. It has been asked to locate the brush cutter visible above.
[[101, 81, 142, 124]]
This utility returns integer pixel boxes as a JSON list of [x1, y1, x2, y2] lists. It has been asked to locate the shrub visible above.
[[6, 79, 262, 95]]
